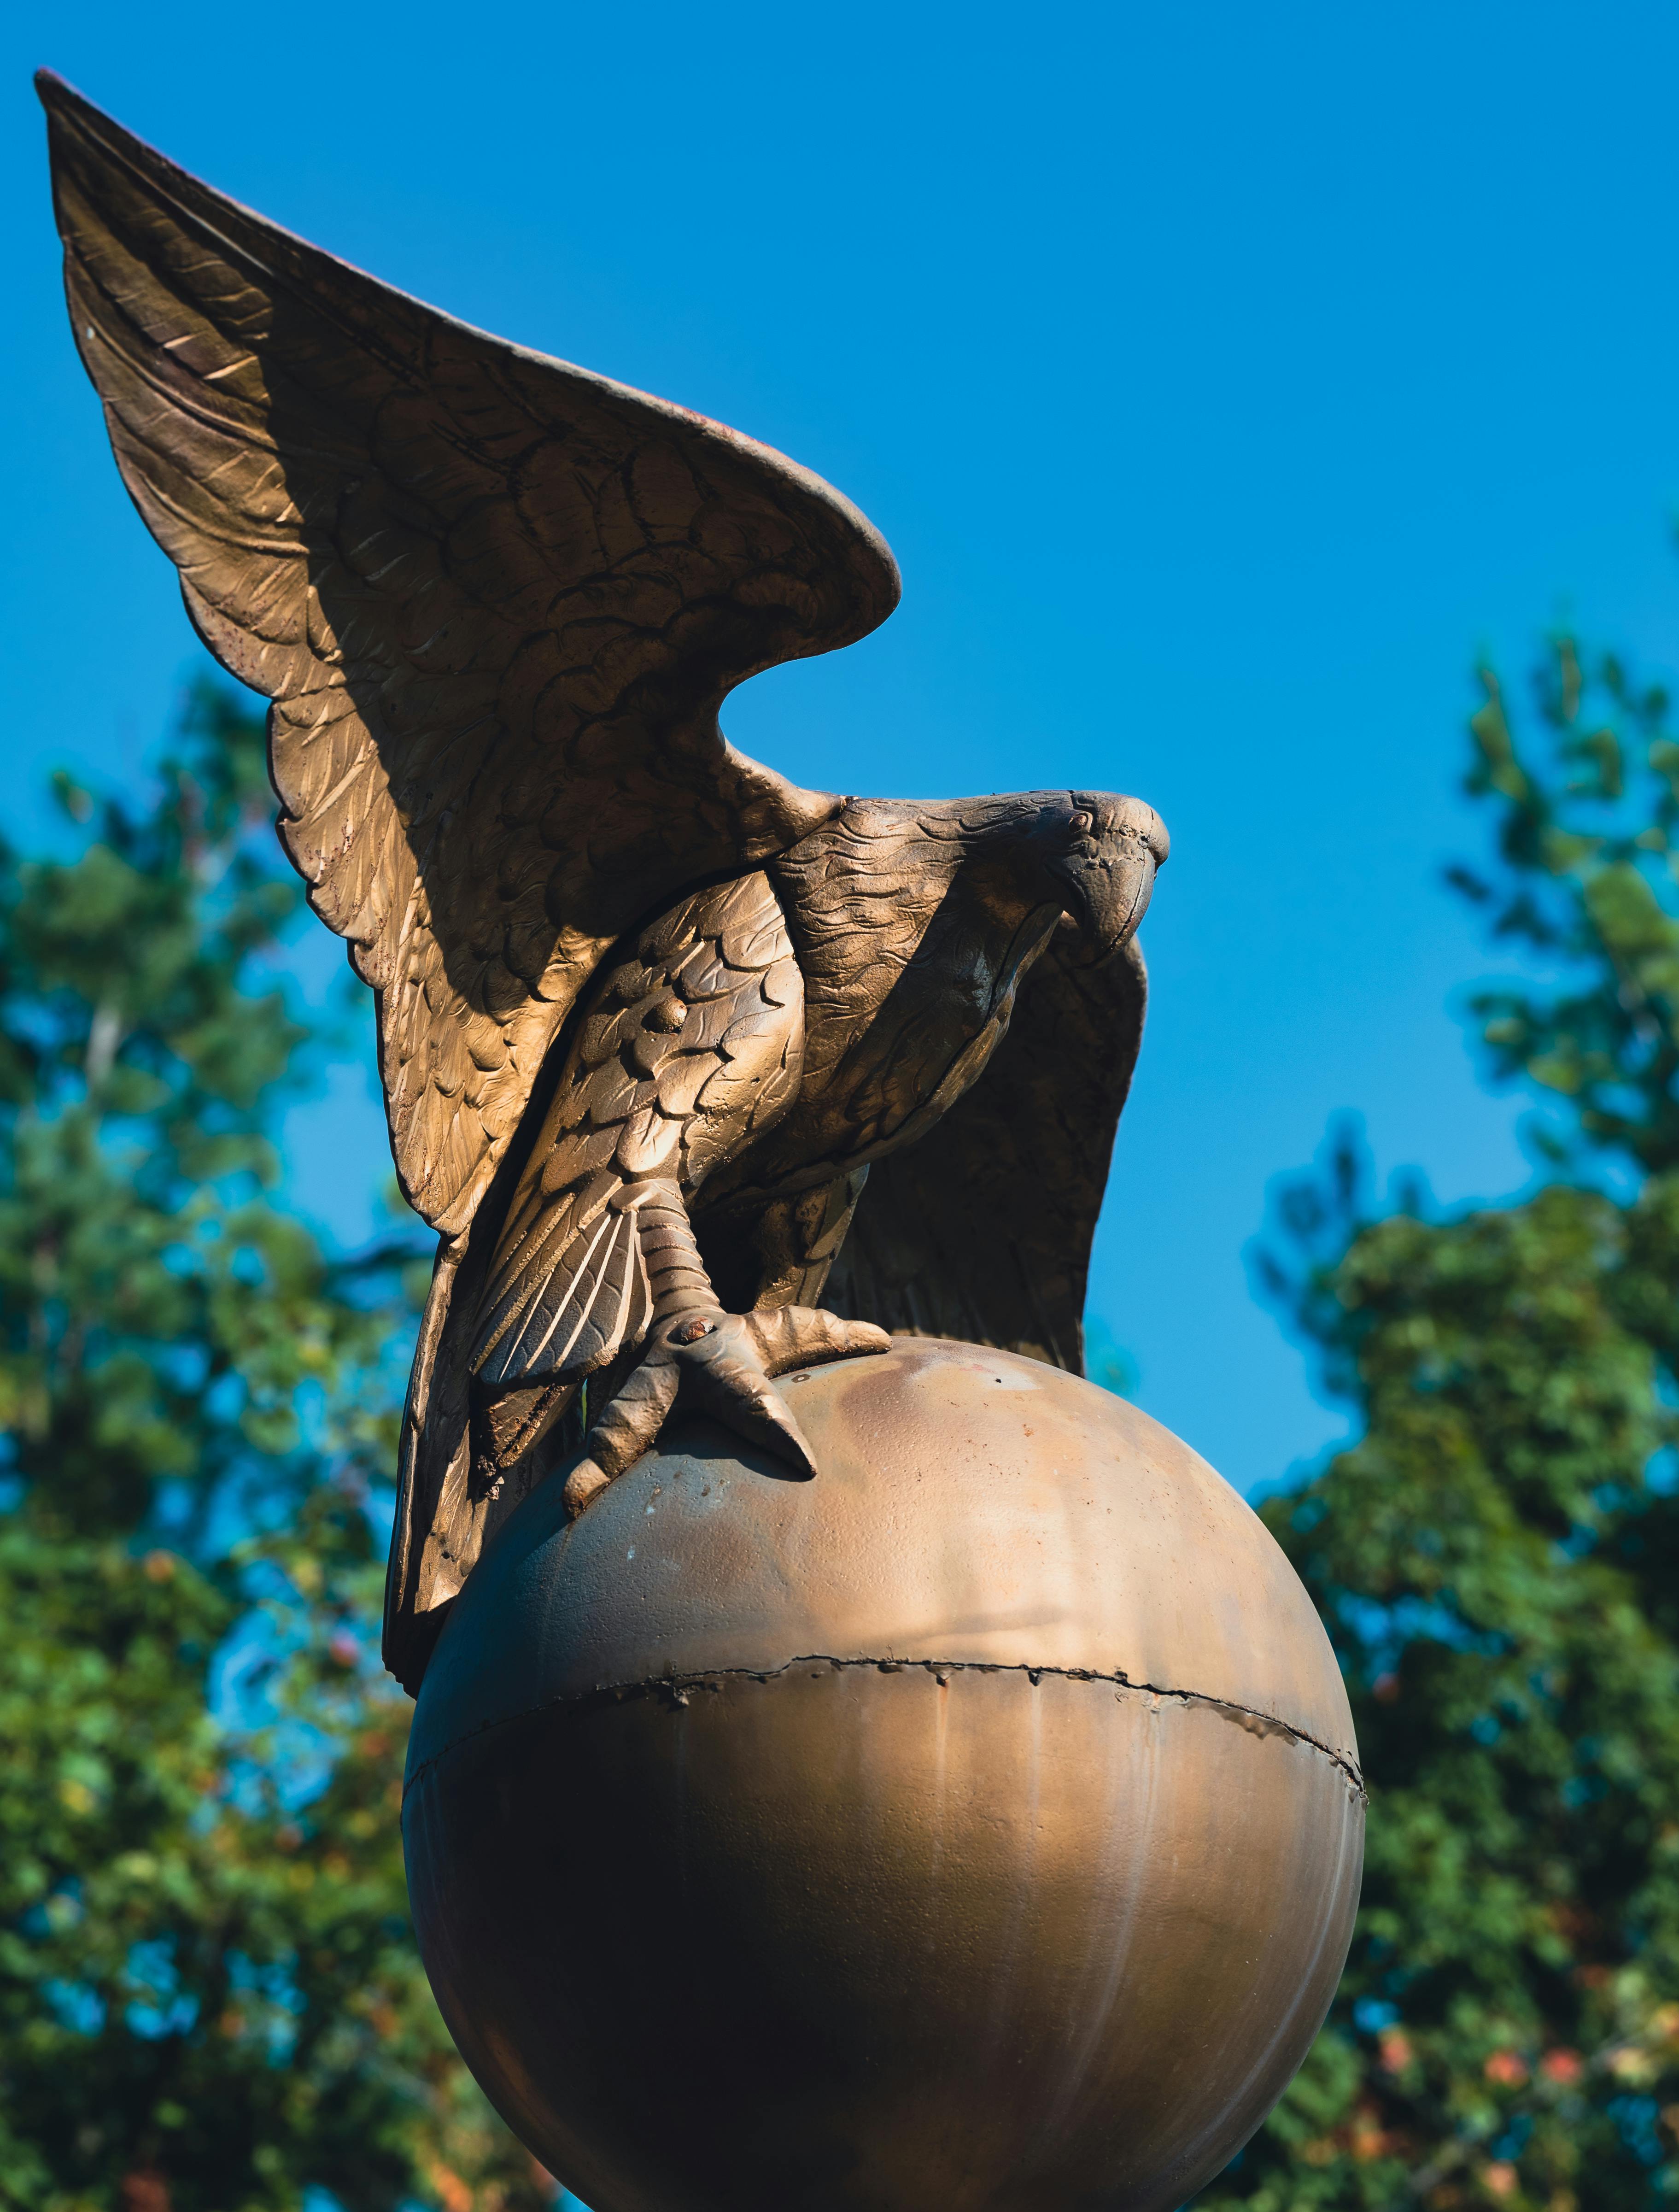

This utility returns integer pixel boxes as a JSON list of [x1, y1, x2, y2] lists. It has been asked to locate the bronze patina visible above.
[[405, 1342, 1364, 2212], [41, 71, 1363, 2212], [39, 70, 1165, 1694]]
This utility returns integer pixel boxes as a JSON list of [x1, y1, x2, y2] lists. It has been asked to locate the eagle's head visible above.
[[954, 789, 1169, 963], [1030, 790, 1169, 959], [736, 784, 1169, 1200], [767, 784, 1168, 1089]]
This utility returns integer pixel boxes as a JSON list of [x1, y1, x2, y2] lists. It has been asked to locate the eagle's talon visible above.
[[562, 1458, 614, 1519], [584, 1343, 681, 1481], [581, 1304, 849, 1491], [669, 1312, 819, 1479], [744, 1305, 892, 1377]]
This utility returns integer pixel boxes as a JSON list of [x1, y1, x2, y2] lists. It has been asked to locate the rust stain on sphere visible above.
[[404, 1339, 1364, 2212]]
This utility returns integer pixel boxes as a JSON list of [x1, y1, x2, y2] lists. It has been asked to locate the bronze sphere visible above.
[[404, 1339, 1363, 2212]]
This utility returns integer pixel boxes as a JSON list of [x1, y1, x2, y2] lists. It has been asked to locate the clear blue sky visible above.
[[5, 0, 1679, 1497]]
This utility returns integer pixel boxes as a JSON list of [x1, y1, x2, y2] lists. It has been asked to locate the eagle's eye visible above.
[[1068, 809, 1094, 837]]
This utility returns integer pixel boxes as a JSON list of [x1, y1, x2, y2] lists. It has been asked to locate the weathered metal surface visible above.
[[38, 73, 1168, 1690], [406, 1344, 1364, 2212], [45, 82, 1363, 2203], [409, 1339, 1359, 1767]]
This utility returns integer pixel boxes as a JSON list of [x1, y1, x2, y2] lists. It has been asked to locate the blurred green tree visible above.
[[1204, 638, 1679, 2210], [0, 685, 549, 2212]]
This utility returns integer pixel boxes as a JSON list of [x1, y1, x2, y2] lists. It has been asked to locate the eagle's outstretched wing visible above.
[[38, 70, 897, 1240], [823, 934, 1147, 1373]]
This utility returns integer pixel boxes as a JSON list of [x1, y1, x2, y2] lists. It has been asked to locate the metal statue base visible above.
[[403, 1338, 1363, 2212]]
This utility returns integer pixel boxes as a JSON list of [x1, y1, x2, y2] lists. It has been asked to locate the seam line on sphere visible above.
[[404, 1655, 1366, 1804]]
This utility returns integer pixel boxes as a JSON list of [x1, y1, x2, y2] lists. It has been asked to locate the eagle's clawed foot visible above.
[[564, 1306, 889, 1518]]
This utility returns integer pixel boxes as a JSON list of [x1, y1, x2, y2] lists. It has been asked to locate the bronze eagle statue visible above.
[[39, 71, 1168, 1692]]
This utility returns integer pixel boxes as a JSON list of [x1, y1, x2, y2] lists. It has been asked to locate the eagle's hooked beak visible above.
[[1051, 796, 1169, 962]]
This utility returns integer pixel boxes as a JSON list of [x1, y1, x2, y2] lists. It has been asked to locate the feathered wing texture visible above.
[[384, 874, 804, 1690], [37, 70, 895, 1239], [823, 934, 1147, 1373], [473, 873, 803, 1391]]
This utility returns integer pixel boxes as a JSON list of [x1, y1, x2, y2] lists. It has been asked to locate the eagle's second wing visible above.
[[823, 933, 1147, 1374], [39, 72, 897, 1240]]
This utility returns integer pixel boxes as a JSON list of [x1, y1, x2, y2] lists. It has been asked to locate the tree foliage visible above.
[[1207, 635, 1679, 2210], [18, 608, 1679, 2212], [0, 685, 548, 2211]]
